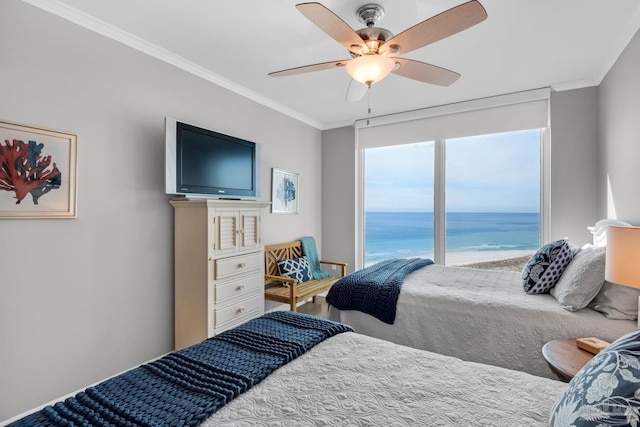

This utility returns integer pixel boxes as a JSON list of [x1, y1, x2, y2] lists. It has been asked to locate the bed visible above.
[[327, 222, 638, 379], [9, 311, 567, 426], [11, 311, 640, 426]]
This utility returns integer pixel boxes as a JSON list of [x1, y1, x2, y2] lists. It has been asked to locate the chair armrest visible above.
[[265, 274, 297, 285], [320, 260, 347, 267], [319, 260, 348, 277]]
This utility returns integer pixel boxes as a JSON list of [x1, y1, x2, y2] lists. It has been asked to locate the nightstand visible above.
[[542, 338, 595, 382]]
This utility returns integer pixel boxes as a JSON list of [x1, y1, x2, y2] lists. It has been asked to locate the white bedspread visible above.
[[329, 265, 636, 378], [206, 332, 566, 426]]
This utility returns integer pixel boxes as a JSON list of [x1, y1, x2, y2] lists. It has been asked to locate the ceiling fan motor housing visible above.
[[356, 27, 394, 53]]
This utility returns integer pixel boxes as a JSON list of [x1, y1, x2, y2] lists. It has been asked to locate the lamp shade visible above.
[[345, 55, 395, 86], [605, 225, 640, 289]]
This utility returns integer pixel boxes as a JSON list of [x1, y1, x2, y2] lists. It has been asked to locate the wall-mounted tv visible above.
[[165, 117, 260, 199]]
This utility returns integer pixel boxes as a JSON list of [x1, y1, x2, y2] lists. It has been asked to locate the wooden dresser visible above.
[[171, 199, 270, 350]]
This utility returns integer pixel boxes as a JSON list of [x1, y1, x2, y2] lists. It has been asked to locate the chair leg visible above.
[[290, 285, 297, 311]]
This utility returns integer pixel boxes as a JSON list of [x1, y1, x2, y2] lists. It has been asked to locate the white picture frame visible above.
[[271, 168, 299, 214], [0, 120, 78, 218]]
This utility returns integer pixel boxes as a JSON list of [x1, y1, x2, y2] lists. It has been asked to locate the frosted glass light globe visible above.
[[345, 55, 395, 86]]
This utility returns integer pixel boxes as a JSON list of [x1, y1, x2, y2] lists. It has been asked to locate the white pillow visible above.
[[550, 245, 606, 311]]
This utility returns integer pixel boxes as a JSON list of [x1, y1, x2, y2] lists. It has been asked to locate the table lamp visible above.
[[605, 225, 640, 328]]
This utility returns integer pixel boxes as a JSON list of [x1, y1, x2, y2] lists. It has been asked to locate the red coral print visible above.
[[0, 139, 62, 205]]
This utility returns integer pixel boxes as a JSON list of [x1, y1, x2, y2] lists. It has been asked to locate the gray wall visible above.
[[321, 126, 357, 272], [549, 87, 602, 242], [0, 1, 322, 421], [599, 30, 640, 224]]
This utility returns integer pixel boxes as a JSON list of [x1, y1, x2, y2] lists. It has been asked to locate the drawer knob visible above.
[[237, 307, 245, 314], [238, 263, 246, 268], [237, 285, 245, 291]]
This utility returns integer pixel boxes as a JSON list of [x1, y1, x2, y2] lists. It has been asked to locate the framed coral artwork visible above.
[[271, 168, 299, 214], [0, 120, 78, 218]]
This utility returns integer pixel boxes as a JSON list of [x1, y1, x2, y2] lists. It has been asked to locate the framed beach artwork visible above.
[[271, 168, 299, 214], [0, 120, 78, 218]]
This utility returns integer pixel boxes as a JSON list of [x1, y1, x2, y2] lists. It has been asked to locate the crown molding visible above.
[[21, 0, 323, 130]]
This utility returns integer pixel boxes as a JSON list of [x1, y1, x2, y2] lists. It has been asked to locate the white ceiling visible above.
[[26, 0, 640, 130]]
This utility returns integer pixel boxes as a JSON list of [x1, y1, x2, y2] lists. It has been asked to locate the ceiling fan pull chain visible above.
[[367, 88, 371, 126]]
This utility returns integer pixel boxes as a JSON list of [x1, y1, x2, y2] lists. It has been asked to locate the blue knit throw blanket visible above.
[[10, 312, 353, 427], [326, 258, 434, 324]]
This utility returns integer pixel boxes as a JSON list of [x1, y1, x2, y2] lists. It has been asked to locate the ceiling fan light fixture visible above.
[[345, 55, 395, 86]]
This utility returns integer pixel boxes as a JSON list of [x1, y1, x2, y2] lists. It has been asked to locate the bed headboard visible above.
[[588, 219, 632, 246]]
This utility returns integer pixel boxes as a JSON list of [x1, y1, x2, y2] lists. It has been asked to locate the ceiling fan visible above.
[[269, 1, 487, 102]]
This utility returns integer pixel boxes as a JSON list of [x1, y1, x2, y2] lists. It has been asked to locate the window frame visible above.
[[356, 128, 549, 269]]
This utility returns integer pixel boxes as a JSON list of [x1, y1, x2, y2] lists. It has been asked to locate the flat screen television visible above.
[[165, 118, 260, 199]]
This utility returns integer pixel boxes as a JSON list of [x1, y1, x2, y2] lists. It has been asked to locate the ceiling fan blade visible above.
[[380, 0, 487, 55], [269, 59, 350, 77], [296, 2, 368, 54], [392, 58, 460, 86], [346, 79, 368, 103]]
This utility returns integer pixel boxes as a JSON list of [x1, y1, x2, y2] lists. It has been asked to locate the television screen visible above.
[[165, 118, 259, 199]]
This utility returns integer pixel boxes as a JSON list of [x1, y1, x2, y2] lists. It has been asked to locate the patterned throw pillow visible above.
[[522, 239, 573, 294], [549, 329, 640, 426], [277, 256, 312, 284]]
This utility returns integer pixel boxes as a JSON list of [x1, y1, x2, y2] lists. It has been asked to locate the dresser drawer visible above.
[[214, 252, 262, 280], [214, 293, 263, 331], [215, 274, 263, 304]]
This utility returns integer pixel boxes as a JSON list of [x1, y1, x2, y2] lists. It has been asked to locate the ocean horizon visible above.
[[365, 211, 540, 266]]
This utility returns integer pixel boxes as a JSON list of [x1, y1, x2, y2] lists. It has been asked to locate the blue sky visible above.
[[364, 129, 541, 213]]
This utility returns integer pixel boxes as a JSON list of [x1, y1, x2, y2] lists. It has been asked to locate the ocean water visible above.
[[365, 212, 540, 265]]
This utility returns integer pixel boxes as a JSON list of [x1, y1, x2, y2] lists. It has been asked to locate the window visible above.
[[365, 142, 434, 266], [363, 129, 541, 268], [356, 90, 550, 269]]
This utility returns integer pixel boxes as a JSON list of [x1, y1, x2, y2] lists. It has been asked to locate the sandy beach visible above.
[[365, 249, 535, 272], [448, 249, 534, 272], [458, 256, 531, 272], [447, 249, 533, 265]]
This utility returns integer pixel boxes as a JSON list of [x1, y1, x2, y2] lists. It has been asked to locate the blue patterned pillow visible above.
[[550, 329, 640, 426], [277, 256, 312, 284], [522, 239, 573, 294]]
